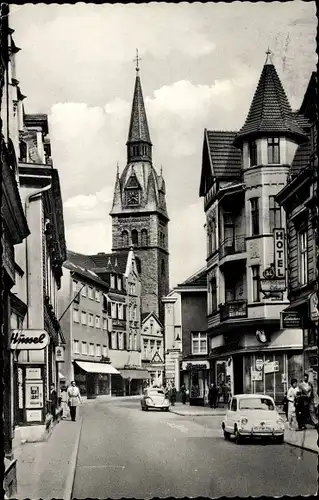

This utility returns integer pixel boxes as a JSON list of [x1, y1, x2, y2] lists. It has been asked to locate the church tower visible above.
[[110, 53, 169, 323]]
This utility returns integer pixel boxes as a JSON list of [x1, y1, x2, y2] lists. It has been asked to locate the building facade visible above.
[[110, 63, 169, 323], [1, 6, 30, 495], [141, 312, 164, 386], [199, 56, 310, 403], [276, 72, 318, 402], [60, 249, 148, 397]]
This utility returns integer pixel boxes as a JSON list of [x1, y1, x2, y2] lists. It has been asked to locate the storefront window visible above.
[[274, 353, 285, 403], [243, 355, 252, 393]]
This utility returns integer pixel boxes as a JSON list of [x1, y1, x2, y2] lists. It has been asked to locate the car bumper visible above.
[[145, 403, 169, 409], [239, 429, 284, 437]]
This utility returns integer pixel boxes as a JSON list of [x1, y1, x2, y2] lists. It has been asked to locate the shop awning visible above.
[[120, 369, 150, 380], [75, 360, 120, 375], [283, 293, 312, 312]]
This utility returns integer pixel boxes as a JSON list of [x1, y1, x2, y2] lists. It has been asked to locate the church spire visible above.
[[126, 49, 152, 164]]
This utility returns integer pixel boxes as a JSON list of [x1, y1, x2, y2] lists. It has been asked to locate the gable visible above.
[[125, 173, 141, 189], [151, 351, 164, 364], [142, 312, 163, 333]]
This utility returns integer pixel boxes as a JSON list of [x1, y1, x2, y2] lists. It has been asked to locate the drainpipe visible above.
[[25, 183, 52, 329]]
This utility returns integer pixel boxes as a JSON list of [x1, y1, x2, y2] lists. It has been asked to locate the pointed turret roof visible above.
[[127, 71, 152, 145], [234, 59, 307, 146]]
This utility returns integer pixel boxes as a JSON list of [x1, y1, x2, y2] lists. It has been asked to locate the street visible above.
[[72, 399, 317, 498]]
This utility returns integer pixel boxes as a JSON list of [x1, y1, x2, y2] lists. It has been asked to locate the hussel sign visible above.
[[10, 330, 49, 350]]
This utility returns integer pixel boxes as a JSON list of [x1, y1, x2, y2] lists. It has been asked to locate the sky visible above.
[[11, 1, 316, 288]]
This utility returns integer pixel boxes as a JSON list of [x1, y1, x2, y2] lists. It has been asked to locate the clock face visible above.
[[127, 190, 139, 205]]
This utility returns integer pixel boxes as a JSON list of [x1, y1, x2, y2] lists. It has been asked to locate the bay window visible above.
[[298, 229, 308, 285]]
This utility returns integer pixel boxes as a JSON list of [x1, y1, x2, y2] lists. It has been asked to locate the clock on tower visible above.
[[126, 189, 140, 205]]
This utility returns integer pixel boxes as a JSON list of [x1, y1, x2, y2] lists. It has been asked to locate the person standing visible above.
[[67, 381, 82, 422], [50, 383, 58, 422], [180, 383, 187, 405], [287, 378, 298, 430], [208, 383, 218, 408], [60, 385, 69, 420], [170, 382, 177, 406]]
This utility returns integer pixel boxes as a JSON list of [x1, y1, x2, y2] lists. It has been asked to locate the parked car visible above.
[[141, 388, 170, 411], [222, 394, 285, 444]]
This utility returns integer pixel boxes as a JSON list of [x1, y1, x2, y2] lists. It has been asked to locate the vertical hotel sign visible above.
[[274, 229, 286, 279]]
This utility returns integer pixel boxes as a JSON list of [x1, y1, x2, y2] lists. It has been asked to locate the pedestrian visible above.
[[50, 383, 58, 421], [180, 383, 187, 404], [282, 392, 288, 421], [170, 382, 177, 406], [287, 378, 298, 430], [60, 385, 69, 420], [208, 383, 218, 408], [67, 381, 82, 422], [296, 373, 313, 429]]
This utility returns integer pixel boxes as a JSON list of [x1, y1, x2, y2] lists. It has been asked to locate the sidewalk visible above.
[[14, 417, 82, 500], [284, 425, 318, 454]]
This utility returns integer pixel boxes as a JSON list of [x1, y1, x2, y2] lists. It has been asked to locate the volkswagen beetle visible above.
[[141, 388, 170, 411]]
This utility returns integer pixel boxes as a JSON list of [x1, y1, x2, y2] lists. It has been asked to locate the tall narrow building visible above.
[[110, 60, 169, 322]]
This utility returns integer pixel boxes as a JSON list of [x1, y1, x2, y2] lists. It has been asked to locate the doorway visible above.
[[233, 356, 243, 395]]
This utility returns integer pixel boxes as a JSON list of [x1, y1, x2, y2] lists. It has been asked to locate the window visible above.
[[72, 280, 78, 293], [111, 303, 117, 319], [89, 343, 94, 356], [141, 229, 148, 246], [95, 289, 100, 302], [267, 137, 280, 164], [118, 304, 124, 320], [81, 341, 87, 355], [122, 231, 129, 247], [103, 317, 107, 330], [73, 340, 79, 353], [81, 284, 87, 297], [249, 140, 257, 166], [117, 277, 122, 290], [111, 332, 117, 349], [192, 332, 207, 355], [150, 340, 155, 356], [95, 315, 101, 328], [88, 313, 94, 327], [102, 345, 107, 357], [143, 340, 148, 358], [131, 229, 138, 246], [250, 198, 259, 236], [88, 286, 94, 299], [269, 196, 282, 232], [299, 229, 308, 285], [96, 344, 101, 357], [133, 305, 137, 321], [133, 334, 137, 350], [210, 278, 217, 313], [252, 265, 261, 302], [156, 341, 161, 352], [110, 275, 115, 289], [128, 333, 133, 350], [81, 311, 87, 325], [118, 332, 124, 349], [73, 308, 79, 323]]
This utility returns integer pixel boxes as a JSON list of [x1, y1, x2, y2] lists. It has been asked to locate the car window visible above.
[[149, 389, 164, 395], [230, 398, 237, 411], [239, 397, 275, 410]]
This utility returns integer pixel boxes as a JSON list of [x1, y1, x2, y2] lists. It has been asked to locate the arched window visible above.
[[141, 229, 148, 246], [131, 229, 138, 246], [161, 259, 165, 276], [122, 231, 128, 247]]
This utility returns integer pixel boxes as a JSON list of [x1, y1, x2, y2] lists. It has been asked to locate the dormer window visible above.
[[267, 137, 280, 164], [249, 140, 257, 166], [110, 274, 115, 289]]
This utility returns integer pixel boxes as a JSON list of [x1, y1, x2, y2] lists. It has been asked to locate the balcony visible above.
[[219, 235, 246, 260], [219, 299, 248, 322]]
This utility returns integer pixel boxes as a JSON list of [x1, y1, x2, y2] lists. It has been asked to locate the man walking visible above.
[[67, 381, 82, 422], [50, 383, 58, 422]]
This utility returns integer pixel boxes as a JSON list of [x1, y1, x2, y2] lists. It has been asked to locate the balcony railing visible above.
[[219, 299, 248, 322], [219, 235, 246, 259]]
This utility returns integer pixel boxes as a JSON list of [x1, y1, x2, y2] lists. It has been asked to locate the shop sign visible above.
[[264, 360, 279, 374], [55, 345, 65, 362], [274, 229, 286, 279], [26, 368, 41, 379], [255, 359, 264, 371], [10, 330, 49, 350], [251, 370, 262, 381], [310, 293, 319, 321], [260, 279, 286, 292], [26, 410, 42, 422], [280, 311, 302, 329], [182, 360, 210, 371]]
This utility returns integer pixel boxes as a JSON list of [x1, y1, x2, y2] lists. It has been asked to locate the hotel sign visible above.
[[10, 330, 50, 350], [274, 229, 286, 279]]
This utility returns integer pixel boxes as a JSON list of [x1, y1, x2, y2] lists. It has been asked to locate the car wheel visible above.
[[275, 435, 284, 444], [145, 406, 149, 411], [223, 430, 230, 440], [165, 408, 169, 412], [234, 427, 242, 444]]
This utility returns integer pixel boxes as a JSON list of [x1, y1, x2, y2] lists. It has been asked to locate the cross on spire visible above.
[[265, 47, 273, 65], [134, 48, 141, 72]]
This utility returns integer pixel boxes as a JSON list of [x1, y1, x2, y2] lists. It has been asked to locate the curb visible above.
[[63, 417, 83, 500], [284, 440, 318, 454], [169, 410, 226, 417]]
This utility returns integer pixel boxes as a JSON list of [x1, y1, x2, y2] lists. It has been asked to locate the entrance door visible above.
[[233, 356, 243, 395]]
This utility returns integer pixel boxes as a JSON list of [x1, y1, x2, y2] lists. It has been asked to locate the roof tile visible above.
[[206, 131, 242, 178]]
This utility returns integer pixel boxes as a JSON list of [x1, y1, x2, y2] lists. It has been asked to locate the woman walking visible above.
[[287, 378, 298, 430], [67, 381, 82, 422]]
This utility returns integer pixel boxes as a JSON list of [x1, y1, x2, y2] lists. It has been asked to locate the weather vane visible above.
[[265, 47, 273, 64], [134, 48, 141, 72]]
